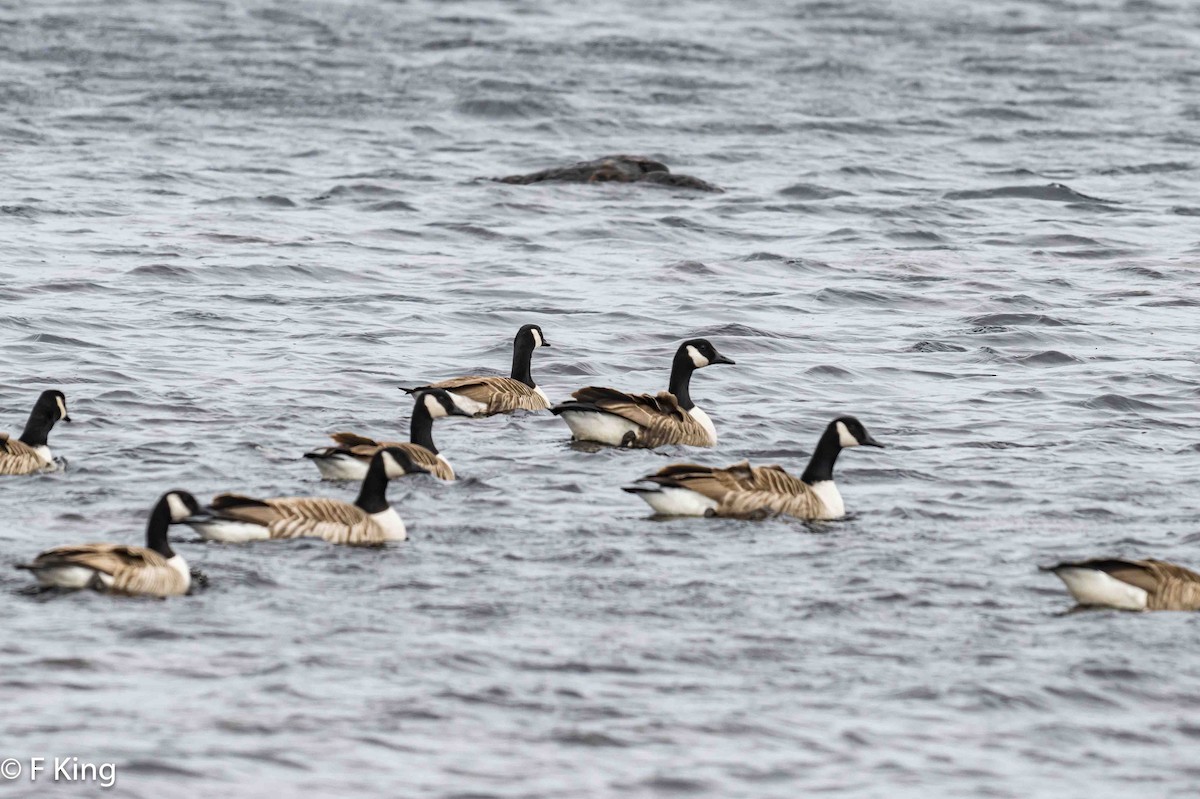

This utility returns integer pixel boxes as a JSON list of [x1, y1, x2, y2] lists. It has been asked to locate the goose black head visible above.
[[163, 490, 202, 522], [380, 446, 429, 478], [679, 339, 735, 369], [38, 389, 71, 423], [415, 388, 473, 419], [517, 323, 550, 349], [832, 416, 884, 449]]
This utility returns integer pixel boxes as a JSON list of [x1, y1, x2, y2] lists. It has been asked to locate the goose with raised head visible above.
[[402, 324, 552, 416], [305, 388, 471, 481], [1043, 559, 1200, 611], [624, 417, 883, 519], [551, 339, 734, 448], [187, 447, 424, 545], [1, 389, 71, 475], [17, 491, 199, 596]]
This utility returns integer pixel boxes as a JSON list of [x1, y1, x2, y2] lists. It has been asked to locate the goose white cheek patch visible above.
[[425, 395, 448, 418], [56, 396, 68, 420], [687, 345, 709, 368], [837, 421, 859, 448], [532, 328, 544, 347], [166, 493, 191, 520]]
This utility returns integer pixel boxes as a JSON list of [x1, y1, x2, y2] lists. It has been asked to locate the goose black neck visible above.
[[145, 497, 176, 559], [355, 453, 391, 514], [409, 401, 438, 454], [801, 425, 843, 484], [19, 403, 58, 447], [510, 334, 536, 387], [667, 350, 696, 410]]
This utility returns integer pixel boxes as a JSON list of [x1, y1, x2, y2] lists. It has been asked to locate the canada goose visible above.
[[1043, 559, 1200, 611], [187, 447, 424, 545], [305, 388, 471, 481], [551, 339, 734, 448], [1, 389, 71, 475], [17, 491, 199, 597], [623, 416, 883, 519], [402, 324, 552, 416]]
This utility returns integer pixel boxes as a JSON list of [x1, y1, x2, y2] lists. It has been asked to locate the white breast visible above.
[[534, 386, 550, 406], [808, 480, 845, 520], [1054, 567, 1148, 610], [687, 406, 717, 443], [34, 445, 53, 464], [166, 554, 192, 592], [369, 507, 407, 541]]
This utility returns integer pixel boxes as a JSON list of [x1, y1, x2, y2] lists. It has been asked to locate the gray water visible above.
[[2, 0, 1200, 796]]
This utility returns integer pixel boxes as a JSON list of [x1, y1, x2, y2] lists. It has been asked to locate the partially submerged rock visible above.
[[495, 155, 722, 192]]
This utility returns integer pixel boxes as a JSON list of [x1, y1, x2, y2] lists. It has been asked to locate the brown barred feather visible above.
[[28, 544, 188, 597], [646, 460, 829, 520], [0, 433, 53, 475], [210, 494, 393, 546], [428, 376, 550, 414], [1089, 559, 1200, 611]]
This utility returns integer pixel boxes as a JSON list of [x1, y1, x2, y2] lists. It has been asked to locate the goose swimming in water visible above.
[[305, 388, 472, 481], [186, 447, 425, 545], [17, 491, 199, 597], [401, 324, 552, 416], [552, 339, 734, 448], [1043, 558, 1200, 611], [624, 416, 883, 519], [1, 389, 71, 475]]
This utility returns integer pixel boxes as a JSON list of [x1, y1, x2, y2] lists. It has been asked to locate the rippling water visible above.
[[3, 0, 1200, 796]]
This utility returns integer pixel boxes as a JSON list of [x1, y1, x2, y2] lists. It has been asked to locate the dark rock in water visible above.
[[495, 155, 722, 192]]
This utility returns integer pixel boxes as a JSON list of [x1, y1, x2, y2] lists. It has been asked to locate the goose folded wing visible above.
[[330, 432, 385, 451], [0, 434, 46, 472], [645, 463, 735, 500], [433, 376, 546, 411], [648, 461, 817, 518], [570, 387, 690, 427], [252, 497, 382, 545], [427, 375, 501, 398], [327, 432, 415, 459], [32, 544, 167, 575]]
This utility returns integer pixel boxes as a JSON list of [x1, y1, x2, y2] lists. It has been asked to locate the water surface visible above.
[[2, 1, 1200, 796]]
